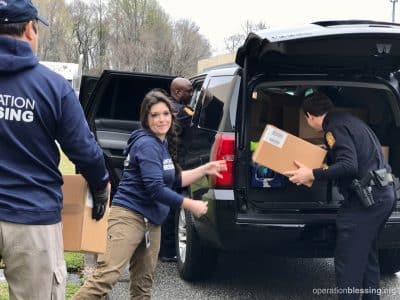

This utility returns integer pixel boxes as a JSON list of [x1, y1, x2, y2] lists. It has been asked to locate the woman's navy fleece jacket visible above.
[[112, 129, 183, 225]]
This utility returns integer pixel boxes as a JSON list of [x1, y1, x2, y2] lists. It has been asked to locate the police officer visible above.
[[159, 77, 194, 262], [170, 77, 194, 140], [284, 92, 396, 300]]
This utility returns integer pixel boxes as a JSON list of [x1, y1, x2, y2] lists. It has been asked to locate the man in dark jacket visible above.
[[170, 77, 194, 129], [285, 92, 395, 300], [0, 1, 109, 299], [159, 77, 194, 262]]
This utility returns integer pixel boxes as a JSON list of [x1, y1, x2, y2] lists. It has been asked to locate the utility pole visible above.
[[390, 0, 398, 22]]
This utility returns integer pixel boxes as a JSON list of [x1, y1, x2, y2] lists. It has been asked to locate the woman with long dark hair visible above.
[[73, 89, 226, 299]]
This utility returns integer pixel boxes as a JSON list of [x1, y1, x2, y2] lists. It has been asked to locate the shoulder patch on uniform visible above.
[[325, 131, 336, 149], [183, 106, 194, 116]]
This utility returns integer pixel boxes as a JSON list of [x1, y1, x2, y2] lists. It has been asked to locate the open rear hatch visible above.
[[235, 21, 400, 212], [236, 20, 400, 76]]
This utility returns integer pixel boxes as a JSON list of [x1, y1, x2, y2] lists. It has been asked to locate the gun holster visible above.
[[352, 169, 397, 207], [393, 175, 400, 200], [350, 179, 375, 208]]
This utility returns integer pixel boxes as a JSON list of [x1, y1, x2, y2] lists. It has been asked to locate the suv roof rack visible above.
[[312, 20, 400, 28]]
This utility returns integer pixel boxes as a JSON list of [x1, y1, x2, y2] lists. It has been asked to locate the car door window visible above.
[[197, 75, 239, 132]]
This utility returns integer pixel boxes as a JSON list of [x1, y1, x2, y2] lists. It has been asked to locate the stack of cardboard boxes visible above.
[[280, 105, 389, 162], [251, 93, 328, 182]]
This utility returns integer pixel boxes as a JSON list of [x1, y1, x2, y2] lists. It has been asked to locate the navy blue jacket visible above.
[[170, 97, 193, 162], [313, 111, 390, 189], [171, 98, 192, 129], [0, 36, 109, 225], [112, 129, 183, 225]]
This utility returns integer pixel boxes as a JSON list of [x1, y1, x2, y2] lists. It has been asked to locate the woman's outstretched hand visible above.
[[181, 198, 208, 218], [203, 160, 227, 178]]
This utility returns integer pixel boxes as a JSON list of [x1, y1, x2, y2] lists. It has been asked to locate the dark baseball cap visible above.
[[0, 0, 49, 26]]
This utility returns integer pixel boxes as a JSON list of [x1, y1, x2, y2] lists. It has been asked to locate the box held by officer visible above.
[[61, 175, 110, 253], [252, 124, 327, 186]]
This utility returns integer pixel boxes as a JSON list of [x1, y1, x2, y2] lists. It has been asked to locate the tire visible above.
[[175, 208, 218, 281], [379, 248, 400, 274]]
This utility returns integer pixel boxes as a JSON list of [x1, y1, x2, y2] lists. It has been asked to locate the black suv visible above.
[[81, 20, 400, 281]]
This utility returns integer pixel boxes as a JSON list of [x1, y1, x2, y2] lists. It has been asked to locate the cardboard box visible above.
[[282, 106, 368, 140], [283, 105, 324, 140], [252, 125, 327, 185], [381, 146, 390, 163], [61, 175, 110, 253]]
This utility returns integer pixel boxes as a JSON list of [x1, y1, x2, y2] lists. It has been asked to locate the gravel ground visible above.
[[2, 253, 399, 299], [107, 253, 400, 300]]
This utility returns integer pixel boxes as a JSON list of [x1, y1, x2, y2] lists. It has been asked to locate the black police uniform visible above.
[[173, 99, 193, 153], [159, 97, 193, 260], [313, 111, 396, 300]]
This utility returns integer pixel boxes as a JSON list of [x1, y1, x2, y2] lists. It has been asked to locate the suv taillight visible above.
[[210, 133, 235, 187]]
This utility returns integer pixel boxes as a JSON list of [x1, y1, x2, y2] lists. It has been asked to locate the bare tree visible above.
[[34, 0, 74, 62], [242, 20, 268, 35], [142, 5, 174, 74], [224, 20, 268, 53], [107, 0, 149, 71], [66, 0, 104, 73], [224, 33, 243, 54], [34, 0, 211, 76], [106, 0, 211, 75], [170, 19, 210, 77]]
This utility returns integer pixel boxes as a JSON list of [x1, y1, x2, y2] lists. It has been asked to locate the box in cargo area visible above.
[[61, 175, 110, 253], [283, 105, 324, 140], [381, 146, 389, 163], [252, 125, 327, 186], [282, 105, 368, 140]]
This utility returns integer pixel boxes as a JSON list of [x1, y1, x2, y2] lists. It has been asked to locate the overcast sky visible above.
[[157, 0, 397, 54]]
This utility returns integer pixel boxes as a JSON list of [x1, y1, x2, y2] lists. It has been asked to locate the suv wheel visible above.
[[176, 208, 218, 281], [379, 248, 400, 274]]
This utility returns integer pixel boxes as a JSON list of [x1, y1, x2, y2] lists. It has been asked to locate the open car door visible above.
[[81, 70, 175, 199]]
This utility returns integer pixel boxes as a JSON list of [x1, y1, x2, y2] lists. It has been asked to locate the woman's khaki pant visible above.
[[73, 205, 161, 300]]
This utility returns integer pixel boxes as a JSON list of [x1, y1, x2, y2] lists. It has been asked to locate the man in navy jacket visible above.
[[0, 1, 109, 299]]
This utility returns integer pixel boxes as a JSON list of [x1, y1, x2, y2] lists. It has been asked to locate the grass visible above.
[[66, 282, 82, 299], [0, 283, 7, 300], [59, 148, 76, 175], [65, 252, 85, 272], [0, 282, 81, 300], [0, 252, 84, 299], [0, 251, 84, 273]]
